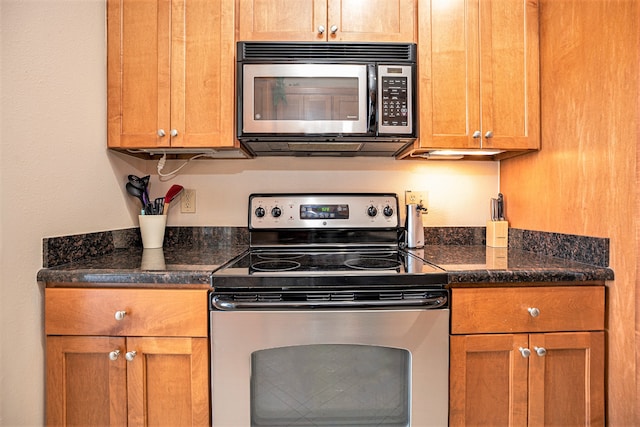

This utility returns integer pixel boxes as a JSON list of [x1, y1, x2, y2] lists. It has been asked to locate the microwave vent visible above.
[[239, 42, 416, 63]]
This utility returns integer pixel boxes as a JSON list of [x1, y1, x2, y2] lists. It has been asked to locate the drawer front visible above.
[[451, 286, 604, 334], [45, 288, 208, 337]]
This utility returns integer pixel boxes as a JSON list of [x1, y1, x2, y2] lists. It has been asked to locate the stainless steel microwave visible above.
[[236, 42, 417, 156]]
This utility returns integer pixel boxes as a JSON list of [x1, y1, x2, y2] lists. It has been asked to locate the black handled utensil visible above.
[[126, 182, 146, 209]]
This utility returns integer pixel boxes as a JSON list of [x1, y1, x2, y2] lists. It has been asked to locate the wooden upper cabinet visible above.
[[416, 0, 540, 152], [237, 0, 416, 42], [107, 0, 236, 149]]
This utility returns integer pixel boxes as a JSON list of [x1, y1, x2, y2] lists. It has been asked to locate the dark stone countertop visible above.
[[37, 243, 613, 288], [418, 245, 614, 286], [37, 245, 248, 288]]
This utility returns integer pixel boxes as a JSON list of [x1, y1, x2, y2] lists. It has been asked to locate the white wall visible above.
[[0, 1, 498, 424]]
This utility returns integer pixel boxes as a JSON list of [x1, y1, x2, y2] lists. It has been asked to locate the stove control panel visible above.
[[249, 193, 399, 229]]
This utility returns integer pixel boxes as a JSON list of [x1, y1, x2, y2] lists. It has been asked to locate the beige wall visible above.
[[141, 157, 499, 227], [501, 0, 640, 424], [0, 1, 499, 424]]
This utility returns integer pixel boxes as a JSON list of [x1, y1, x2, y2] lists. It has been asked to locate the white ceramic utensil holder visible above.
[[139, 215, 167, 249]]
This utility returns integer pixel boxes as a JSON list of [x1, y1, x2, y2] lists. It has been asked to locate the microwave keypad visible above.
[[381, 77, 408, 127]]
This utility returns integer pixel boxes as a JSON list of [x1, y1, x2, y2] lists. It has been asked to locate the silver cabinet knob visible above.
[[125, 351, 137, 362], [157, 129, 166, 137], [472, 130, 481, 138], [519, 347, 531, 358], [114, 310, 126, 321], [318, 25, 325, 34], [170, 129, 178, 137], [528, 307, 540, 317], [109, 350, 121, 361], [330, 25, 338, 34], [484, 130, 494, 138], [534, 346, 547, 357]]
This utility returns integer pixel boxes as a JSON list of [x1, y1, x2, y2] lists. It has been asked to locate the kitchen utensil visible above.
[[497, 193, 505, 221], [126, 182, 146, 209], [490, 198, 498, 221], [128, 175, 150, 206], [154, 197, 165, 215], [162, 185, 184, 215], [406, 203, 425, 249]]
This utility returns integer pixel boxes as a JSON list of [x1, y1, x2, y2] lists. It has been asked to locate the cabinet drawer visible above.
[[45, 288, 208, 337], [451, 286, 604, 334]]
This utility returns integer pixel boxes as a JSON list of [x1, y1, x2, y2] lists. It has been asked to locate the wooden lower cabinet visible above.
[[450, 286, 605, 426], [45, 288, 209, 426]]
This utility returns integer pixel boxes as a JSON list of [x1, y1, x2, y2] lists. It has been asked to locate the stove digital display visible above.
[[300, 204, 349, 219]]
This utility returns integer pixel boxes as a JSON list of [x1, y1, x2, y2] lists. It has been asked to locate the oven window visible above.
[[250, 344, 410, 427]]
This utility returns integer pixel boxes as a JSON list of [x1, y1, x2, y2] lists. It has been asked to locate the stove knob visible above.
[[383, 205, 394, 217], [367, 205, 378, 217], [255, 207, 266, 218], [271, 206, 282, 218]]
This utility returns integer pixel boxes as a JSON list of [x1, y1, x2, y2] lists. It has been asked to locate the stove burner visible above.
[[251, 260, 302, 272], [344, 257, 402, 271]]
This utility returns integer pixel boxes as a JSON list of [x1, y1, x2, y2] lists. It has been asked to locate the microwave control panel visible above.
[[378, 65, 413, 135]]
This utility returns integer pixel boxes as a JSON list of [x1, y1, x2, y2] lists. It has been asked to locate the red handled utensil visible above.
[[162, 185, 184, 215]]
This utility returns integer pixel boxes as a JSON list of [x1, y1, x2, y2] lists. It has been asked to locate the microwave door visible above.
[[242, 64, 369, 135]]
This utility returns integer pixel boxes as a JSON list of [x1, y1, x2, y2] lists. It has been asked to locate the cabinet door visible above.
[[479, 0, 539, 150], [237, 0, 327, 41], [417, 0, 479, 149], [327, 0, 416, 42], [108, 0, 171, 148], [450, 334, 529, 426], [108, 0, 235, 149], [126, 337, 210, 426], [46, 336, 127, 426], [528, 332, 605, 426], [237, 0, 415, 42], [417, 0, 539, 151], [172, 0, 236, 148]]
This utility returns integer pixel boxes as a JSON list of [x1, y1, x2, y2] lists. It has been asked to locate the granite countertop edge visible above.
[[37, 244, 614, 287]]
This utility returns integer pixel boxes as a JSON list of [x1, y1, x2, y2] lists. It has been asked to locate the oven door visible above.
[[241, 63, 370, 135], [210, 308, 449, 427]]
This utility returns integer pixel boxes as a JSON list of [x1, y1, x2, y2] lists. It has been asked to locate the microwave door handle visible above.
[[367, 64, 377, 134]]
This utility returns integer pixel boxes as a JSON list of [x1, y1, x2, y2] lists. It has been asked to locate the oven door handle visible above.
[[211, 295, 447, 311]]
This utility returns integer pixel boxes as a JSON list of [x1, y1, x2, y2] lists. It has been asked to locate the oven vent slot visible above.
[[380, 292, 403, 300], [306, 293, 355, 302], [403, 291, 429, 300], [307, 293, 331, 302], [233, 294, 258, 303], [231, 294, 284, 303], [380, 291, 429, 300], [258, 294, 283, 302], [239, 42, 416, 62], [331, 292, 355, 301]]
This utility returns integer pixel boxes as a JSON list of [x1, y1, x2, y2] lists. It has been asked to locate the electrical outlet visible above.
[[181, 189, 196, 213], [404, 190, 429, 209]]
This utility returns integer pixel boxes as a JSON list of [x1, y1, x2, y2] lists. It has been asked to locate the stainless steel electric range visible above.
[[210, 193, 449, 427]]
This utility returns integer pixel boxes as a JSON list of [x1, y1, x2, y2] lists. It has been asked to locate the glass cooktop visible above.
[[211, 248, 447, 291]]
